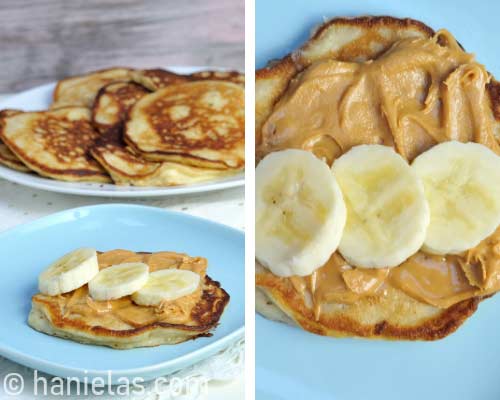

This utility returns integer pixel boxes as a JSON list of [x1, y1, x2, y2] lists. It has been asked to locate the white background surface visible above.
[[0, 177, 245, 399]]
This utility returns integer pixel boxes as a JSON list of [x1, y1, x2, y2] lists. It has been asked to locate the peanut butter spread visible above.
[[259, 30, 500, 163], [56, 250, 206, 329], [257, 30, 500, 316]]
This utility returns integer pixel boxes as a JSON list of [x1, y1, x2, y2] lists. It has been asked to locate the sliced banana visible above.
[[332, 144, 430, 268], [132, 269, 201, 306], [39, 248, 99, 295], [255, 149, 346, 277], [88, 262, 149, 301], [412, 141, 500, 255]]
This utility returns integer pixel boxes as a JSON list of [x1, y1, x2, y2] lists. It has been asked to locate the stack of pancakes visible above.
[[0, 68, 245, 186]]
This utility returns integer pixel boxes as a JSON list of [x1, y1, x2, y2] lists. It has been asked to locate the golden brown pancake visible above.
[[90, 82, 233, 186], [92, 81, 150, 136], [131, 69, 244, 92], [0, 110, 30, 172], [0, 107, 110, 182], [0, 143, 29, 172], [131, 69, 192, 91], [190, 70, 245, 86], [125, 81, 245, 169], [132, 68, 189, 92], [89, 81, 158, 184], [91, 144, 160, 185], [51, 68, 134, 109], [91, 74, 243, 185], [255, 16, 500, 340], [91, 145, 237, 186], [28, 250, 230, 349]]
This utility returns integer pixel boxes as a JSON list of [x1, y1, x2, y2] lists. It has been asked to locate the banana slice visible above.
[[332, 144, 429, 268], [255, 149, 346, 277], [131, 269, 201, 306], [412, 141, 500, 255], [88, 262, 149, 301], [39, 248, 99, 295]]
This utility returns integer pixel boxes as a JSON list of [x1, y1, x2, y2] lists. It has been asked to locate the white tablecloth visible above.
[[0, 178, 245, 399]]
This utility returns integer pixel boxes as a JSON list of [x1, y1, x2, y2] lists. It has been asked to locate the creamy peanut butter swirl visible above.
[[259, 30, 500, 164], [57, 250, 206, 328], [257, 30, 500, 315]]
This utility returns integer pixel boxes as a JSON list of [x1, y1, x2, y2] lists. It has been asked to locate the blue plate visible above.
[[256, 1, 500, 399], [0, 204, 244, 383]]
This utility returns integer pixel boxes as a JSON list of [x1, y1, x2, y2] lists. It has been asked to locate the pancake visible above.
[[256, 263, 481, 341], [89, 81, 158, 184], [0, 107, 110, 182], [91, 75, 243, 185], [92, 81, 150, 136], [0, 110, 30, 172], [190, 70, 245, 86], [255, 16, 500, 340], [51, 68, 134, 109], [0, 143, 29, 172], [90, 142, 160, 185], [125, 81, 245, 169], [28, 250, 230, 349], [131, 69, 191, 91], [131, 69, 244, 92], [91, 144, 237, 186], [0, 142, 29, 172], [91, 133, 237, 187]]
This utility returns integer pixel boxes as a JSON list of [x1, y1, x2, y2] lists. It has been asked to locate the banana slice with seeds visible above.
[[332, 144, 430, 268], [412, 141, 500, 255], [39, 248, 99, 295], [89, 262, 149, 301], [256, 149, 346, 277], [132, 269, 201, 306]]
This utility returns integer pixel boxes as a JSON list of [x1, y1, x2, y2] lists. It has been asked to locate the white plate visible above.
[[0, 67, 244, 197]]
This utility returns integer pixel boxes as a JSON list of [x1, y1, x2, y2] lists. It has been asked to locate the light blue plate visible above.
[[0, 204, 244, 383], [256, 0, 500, 399]]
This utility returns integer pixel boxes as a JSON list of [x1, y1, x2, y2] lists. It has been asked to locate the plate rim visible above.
[[0, 66, 245, 198], [0, 203, 245, 379]]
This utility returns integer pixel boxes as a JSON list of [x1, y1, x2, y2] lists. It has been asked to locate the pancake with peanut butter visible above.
[[0, 107, 110, 182], [89, 80, 160, 184], [125, 81, 245, 169], [256, 16, 500, 340], [51, 67, 134, 109], [28, 250, 229, 349], [0, 110, 30, 172]]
